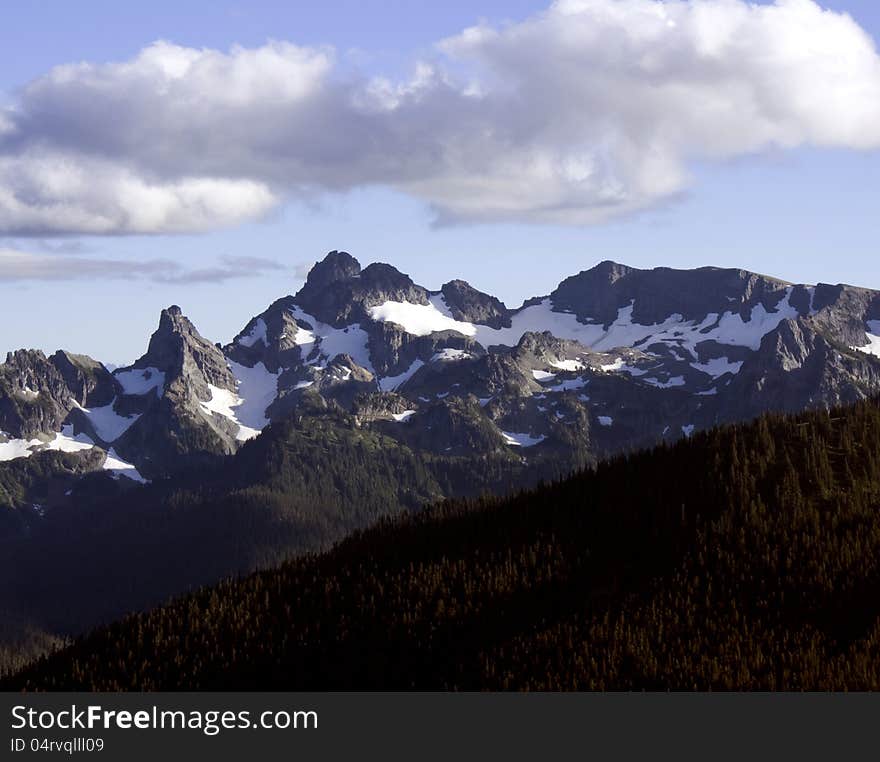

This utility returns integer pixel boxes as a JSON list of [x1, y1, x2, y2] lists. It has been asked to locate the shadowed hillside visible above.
[[6, 397, 880, 691]]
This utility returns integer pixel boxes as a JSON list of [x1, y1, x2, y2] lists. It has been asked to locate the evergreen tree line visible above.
[[6, 396, 880, 690]]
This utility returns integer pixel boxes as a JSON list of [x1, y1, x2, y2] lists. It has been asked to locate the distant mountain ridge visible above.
[[2, 251, 880, 508]]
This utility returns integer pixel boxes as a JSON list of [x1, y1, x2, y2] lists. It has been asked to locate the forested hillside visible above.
[[0, 401, 576, 675], [8, 396, 880, 691]]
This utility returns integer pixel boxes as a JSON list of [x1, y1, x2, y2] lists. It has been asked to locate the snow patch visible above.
[[104, 448, 147, 483], [431, 348, 473, 362], [392, 410, 417, 422], [597, 416, 614, 427], [470, 291, 799, 358], [78, 401, 140, 442], [201, 362, 280, 441], [532, 370, 557, 382], [44, 425, 95, 454], [0, 426, 148, 483], [643, 376, 686, 389], [0, 433, 42, 461], [550, 359, 585, 372], [690, 357, 744, 378], [501, 431, 546, 447], [600, 359, 625, 372], [379, 359, 425, 392], [369, 297, 478, 338], [238, 318, 268, 348], [289, 305, 373, 372], [546, 377, 588, 392], [115, 367, 166, 398], [0, 426, 95, 460], [853, 321, 880, 359]]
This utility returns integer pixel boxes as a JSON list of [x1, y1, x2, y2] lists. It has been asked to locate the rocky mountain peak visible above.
[[0, 350, 78, 438], [440, 279, 511, 329], [131, 306, 235, 395], [294, 253, 428, 327], [591, 260, 634, 284], [303, 251, 362, 289], [359, 262, 422, 298]]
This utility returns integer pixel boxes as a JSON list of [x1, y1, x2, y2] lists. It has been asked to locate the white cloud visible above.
[[0, 1, 878, 233], [0, 152, 277, 234]]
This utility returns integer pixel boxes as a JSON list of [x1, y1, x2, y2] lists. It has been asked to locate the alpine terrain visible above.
[[3, 251, 880, 494], [1, 252, 879, 671]]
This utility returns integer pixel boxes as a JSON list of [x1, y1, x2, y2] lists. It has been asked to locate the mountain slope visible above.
[[0, 394, 577, 671], [9, 396, 880, 691], [2, 252, 880, 675]]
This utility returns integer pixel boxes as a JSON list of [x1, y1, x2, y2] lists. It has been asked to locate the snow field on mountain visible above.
[[289, 305, 373, 372], [77, 401, 141, 441], [550, 359, 585, 371], [501, 431, 546, 447], [114, 367, 166, 398], [201, 361, 280, 441], [369, 296, 478, 337], [532, 370, 556, 381], [0, 433, 44, 460], [690, 357, 744, 378], [431, 348, 473, 362], [853, 321, 880, 358], [379, 359, 425, 392], [0, 425, 147, 482], [103, 448, 147, 482], [368, 291, 799, 370], [238, 318, 268, 348]]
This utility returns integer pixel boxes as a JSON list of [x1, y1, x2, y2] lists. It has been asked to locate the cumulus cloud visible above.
[[0, 0, 879, 232], [0, 249, 284, 283]]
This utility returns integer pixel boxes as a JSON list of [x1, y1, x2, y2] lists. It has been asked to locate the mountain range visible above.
[[3, 251, 880, 504], [2, 252, 880, 671]]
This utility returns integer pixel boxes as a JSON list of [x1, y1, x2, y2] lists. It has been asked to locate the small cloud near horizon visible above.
[[0, 249, 286, 284]]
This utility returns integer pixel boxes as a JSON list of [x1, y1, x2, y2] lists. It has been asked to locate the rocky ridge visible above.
[[2, 251, 880, 509]]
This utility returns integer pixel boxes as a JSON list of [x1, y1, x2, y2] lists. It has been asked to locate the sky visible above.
[[0, 0, 879, 364]]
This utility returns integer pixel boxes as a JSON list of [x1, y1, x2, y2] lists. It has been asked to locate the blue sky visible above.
[[1, 0, 879, 363]]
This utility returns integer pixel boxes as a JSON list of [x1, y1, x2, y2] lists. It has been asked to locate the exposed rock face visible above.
[[0, 350, 73, 439], [440, 280, 511, 329], [0, 350, 117, 439], [364, 322, 482, 378], [550, 260, 791, 325], [108, 307, 242, 477], [723, 319, 880, 421], [807, 285, 880, 348], [225, 296, 305, 373], [49, 352, 116, 408], [134, 306, 236, 399]]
